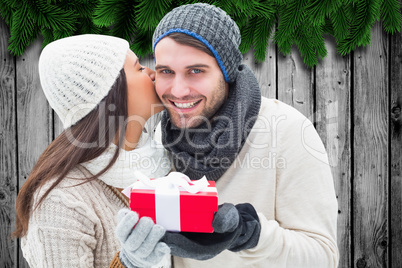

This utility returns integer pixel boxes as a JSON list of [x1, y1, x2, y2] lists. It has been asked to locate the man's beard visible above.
[[166, 76, 227, 129]]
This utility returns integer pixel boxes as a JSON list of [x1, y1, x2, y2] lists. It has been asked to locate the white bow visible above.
[[122, 171, 210, 198]]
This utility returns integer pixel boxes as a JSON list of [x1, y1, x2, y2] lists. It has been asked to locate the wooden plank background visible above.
[[1, 16, 401, 267]]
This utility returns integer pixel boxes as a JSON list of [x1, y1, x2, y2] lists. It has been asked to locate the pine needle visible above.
[[8, 2, 39, 55], [338, 0, 381, 55], [275, 0, 307, 48], [381, 0, 401, 33], [253, 11, 277, 62]]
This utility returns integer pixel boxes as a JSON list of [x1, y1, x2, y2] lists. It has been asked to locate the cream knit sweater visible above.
[[21, 119, 172, 267], [21, 166, 127, 267], [157, 98, 340, 268]]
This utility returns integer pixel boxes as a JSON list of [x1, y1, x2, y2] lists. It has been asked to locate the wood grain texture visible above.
[[353, 22, 389, 268], [16, 37, 53, 268], [242, 43, 276, 99], [53, 113, 64, 138], [141, 54, 156, 70], [0, 18, 18, 268], [390, 27, 402, 268], [315, 36, 352, 268], [277, 45, 314, 117]]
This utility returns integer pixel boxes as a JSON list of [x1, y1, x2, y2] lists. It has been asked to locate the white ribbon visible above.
[[122, 171, 211, 231]]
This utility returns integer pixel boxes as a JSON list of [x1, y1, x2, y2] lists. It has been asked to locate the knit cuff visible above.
[[109, 252, 126, 268]]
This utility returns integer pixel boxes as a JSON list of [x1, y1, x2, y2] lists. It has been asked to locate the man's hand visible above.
[[162, 203, 261, 260]]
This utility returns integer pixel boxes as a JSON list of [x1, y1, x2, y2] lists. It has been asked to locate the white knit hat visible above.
[[38, 34, 129, 129]]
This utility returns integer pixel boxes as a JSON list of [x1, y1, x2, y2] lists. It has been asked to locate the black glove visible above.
[[161, 203, 261, 260]]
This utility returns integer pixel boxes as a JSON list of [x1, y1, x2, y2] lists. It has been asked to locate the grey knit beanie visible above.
[[39, 34, 129, 129], [152, 3, 242, 83]]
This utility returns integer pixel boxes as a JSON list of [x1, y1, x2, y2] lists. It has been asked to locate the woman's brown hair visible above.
[[13, 69, 128, 238]]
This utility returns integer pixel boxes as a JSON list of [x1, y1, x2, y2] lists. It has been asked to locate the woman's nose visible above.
[[144, 67, 155, 81]]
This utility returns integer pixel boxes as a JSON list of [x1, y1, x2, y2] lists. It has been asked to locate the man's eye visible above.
[[162, 69, 172, 74], [191, 69, 202, 74]]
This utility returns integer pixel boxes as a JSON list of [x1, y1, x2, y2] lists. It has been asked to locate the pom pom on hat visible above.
[[152, 3, 242, 83], [39, 34, 129, 129]]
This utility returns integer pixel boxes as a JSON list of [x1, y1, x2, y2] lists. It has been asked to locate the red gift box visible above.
[[129, 174, 218, 233]]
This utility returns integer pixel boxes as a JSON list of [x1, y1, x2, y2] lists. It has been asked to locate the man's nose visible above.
[[171, 75, 190, 98]]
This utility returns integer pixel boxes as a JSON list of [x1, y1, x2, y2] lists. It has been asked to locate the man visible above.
[[152, 3, 339, 268]]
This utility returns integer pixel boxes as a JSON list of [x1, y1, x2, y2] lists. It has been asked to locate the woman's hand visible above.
[[116, 208, 170, 267]]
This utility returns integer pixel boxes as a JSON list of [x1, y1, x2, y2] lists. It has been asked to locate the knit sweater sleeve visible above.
[[21, 182, 105, 267], [238, 105, 339, 267]]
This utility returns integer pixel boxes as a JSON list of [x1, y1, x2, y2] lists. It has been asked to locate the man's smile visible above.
[[169, 99, 202, 110]]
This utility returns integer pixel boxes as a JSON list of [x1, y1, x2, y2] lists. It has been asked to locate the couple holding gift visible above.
[[13, 3, 339, 268]]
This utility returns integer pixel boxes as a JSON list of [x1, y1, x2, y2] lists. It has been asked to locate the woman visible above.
[[12, 34, 172, 267]]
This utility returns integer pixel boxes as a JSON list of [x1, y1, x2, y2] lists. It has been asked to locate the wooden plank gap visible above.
[[315, 34, 352, 268], [390, 20, 402, 268], [0, 17, 18, 268]]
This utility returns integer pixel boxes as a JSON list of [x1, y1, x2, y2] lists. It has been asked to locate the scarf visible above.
[[81, 113, 171, 188], [161, 64, 261, 181]]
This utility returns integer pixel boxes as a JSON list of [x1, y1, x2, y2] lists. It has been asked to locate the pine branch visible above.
[[274, 0, 293, 4], [32, 0, 77, 33], [1, 0, 402, 66], [213, 0, 236, 15], [275, 0, 308, 48], [294, 23, 317, 67], [276, 32, 294, 55], [44, 0, 65, 4], [0, 1, 14, 26], [109, 2, 137, 42], [193, 0, 218, 5], [381, 0, 401, 33], [231, 11, 249, 31], [172, 0, 197, 5], [239, 16, 258, 54], [63, 0, 99, 18], [77, 17, 105, 35], [41, 26, 55, 48], [220, 0, 266, 18], [250, 0, 277, 20], [338, 0, 381, 55], [93, 0, 125, 27], [3, 0, 20, 8], [131, 29, 153, 58], [253, 8, 277, 62], [227, 0, 254, 12], [52, 29, 73, 40], [0, 0, 21, 26], [322, 19, 333, 35], [71, 0, 99, 5], [343, 0, 361, 4], [135, 0, 173, 32], [66, 0, 104, 34], [330, 3, 349, 42], [227, 1, 249, 29], [310, 23, 327, 60], [8, 2, 39, 55], [306, 0, 336, 26]]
